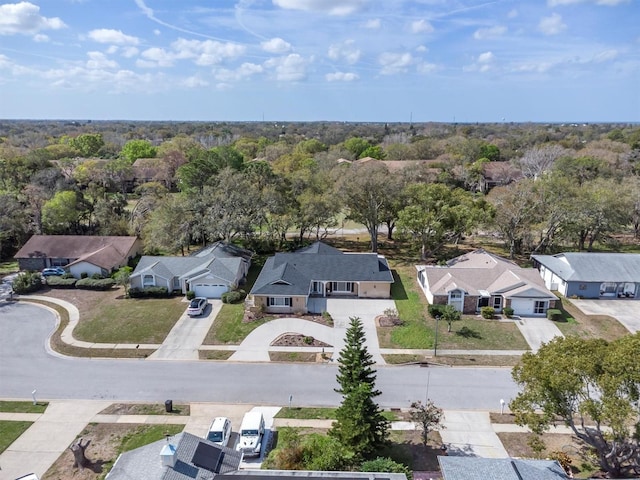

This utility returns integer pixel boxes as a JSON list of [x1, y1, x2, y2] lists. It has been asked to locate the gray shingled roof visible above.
[[131, 242, 250, 285], [532, 252, 640, 282], [438, 457, 568, 480], [106, 432, 242, 480], [251, 242, 393, 296]]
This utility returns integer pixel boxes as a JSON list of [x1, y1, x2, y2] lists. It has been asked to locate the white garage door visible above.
[[510, 299, 534, 315], [193, 283, 227, 298]]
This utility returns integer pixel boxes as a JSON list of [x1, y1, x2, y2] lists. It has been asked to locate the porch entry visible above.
[[311, 281, 357, 297]]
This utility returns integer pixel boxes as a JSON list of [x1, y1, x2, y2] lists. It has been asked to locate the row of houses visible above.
[[14, 235, 640, 316]]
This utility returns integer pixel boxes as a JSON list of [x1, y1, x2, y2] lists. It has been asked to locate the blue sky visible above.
[[0, 0, 638, 122]]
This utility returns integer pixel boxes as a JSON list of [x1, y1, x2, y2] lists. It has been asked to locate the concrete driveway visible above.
[[440, 410, 508, 458], [513, 316, 564, 352], [148, 299, 222, 360], [571, 299, 640, 333]]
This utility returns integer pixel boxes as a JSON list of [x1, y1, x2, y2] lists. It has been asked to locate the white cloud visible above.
[[539, 13, 567, 35], [33, 33, 49, 42], [548, 0, 629, 5], [106, 45, 118, 54], [363, 18, 381, 29], [182, 76, 209, 88], [272, 0, 365, 16], [121, 47, 139, 58], [326, 71, 358, 82], [0, 2, 66, 35], [473, 25, 507, 40], [264, 53, 309, 81], [593, 49, 618, 62], [139, 38, 246, 68], [507, 9, 518, 18], [214, 62, 263, 82], [379, 52, 413, 75], [88, 28, 140, 45], [261, 37, 291, 54], [86, 51, 118, 69], [410, 19, 434, 34], [416, 45, 428, 53], [153, 29, 161, 36], [328, 39, 361, 64], [417, 61, 438, 74], [465, 51, 496, 73]]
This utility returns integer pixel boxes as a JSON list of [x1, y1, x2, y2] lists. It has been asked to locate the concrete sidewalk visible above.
[[0, 400, 111, 480]]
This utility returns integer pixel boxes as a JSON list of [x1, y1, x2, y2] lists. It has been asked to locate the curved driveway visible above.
[[0, 302, 519, 410]]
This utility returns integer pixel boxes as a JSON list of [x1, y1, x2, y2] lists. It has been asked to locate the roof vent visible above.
[[160, 442, 177, 468]]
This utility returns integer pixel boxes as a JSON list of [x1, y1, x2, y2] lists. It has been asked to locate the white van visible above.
[[235, 411, 265, 457], [206, 417, 232, 446]]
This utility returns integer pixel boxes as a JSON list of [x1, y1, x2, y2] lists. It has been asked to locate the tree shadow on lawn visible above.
[[455, 326, 482, 339]]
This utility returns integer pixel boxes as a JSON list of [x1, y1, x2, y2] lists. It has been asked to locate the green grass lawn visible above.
[[118, 424, 184, 452], [0, 401, 48, 413], [437, 318, 530, 350], [0, 421, 33, 453], [0, 260, 19, 275], [551, 296, 629, 341], [74, 296, 187, 344], [275, 407, 337, 419], [378, 266, 434, 349]]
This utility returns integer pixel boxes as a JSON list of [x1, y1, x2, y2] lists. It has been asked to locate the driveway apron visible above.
[[513, 316, 564, 352], [148, 300, 222, 360], [571, 299, 640, 333], [325, 298, 396, 364], [440, 410, 508, 458]]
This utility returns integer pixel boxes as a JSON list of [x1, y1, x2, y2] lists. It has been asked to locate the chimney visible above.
[[160, 442, 177, 468]]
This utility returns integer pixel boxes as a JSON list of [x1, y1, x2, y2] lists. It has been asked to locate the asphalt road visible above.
[[0, 302, 519, 409]]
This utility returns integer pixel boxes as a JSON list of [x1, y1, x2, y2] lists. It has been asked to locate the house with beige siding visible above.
[[417, 249, 557, 316], [250, 242, 394, 314]]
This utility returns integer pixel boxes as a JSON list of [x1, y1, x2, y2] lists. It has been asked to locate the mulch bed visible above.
[[271, 334, 332, 347]]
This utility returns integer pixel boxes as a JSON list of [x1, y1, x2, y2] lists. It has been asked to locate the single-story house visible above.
[[438, 457, 569, 480], [129, 242, 252, 298], [106, 430, 408, 480], [480, 161, 523, 193], [532, 252, 640, 299], [250, 242, 394, 314], [417, 249, 557, 316], [14, 235, 141, 278]]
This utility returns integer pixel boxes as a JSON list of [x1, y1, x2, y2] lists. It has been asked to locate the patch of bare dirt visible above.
[[376, 314, 404, 327], [271, 334, 331, 347], [99, 402, 190, 416]]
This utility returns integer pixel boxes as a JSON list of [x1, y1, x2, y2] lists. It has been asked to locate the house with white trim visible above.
[[129, 242, 252, 298], [532, 252, 640, 299], [417, 249, 557, 316], [249, 242, 394, 314]]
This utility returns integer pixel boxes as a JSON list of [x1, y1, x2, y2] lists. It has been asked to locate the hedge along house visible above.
[[129, 242, 252, 298], [417, 249, 557, 316], [532, 252, 640, 299], [249, 242, 394, 314], [14, 235, 141, 278]]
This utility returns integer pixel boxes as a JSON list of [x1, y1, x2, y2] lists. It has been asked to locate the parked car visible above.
[[206, 417, 232, 446], [42, 267, 66, 277], [187, 297, 207, 316], [236, 411, 265, 457]]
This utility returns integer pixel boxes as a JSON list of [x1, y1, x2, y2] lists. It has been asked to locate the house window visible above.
[[534, 301, 546, 314], [173, 277, 180, 289], [143, 274, 155, 287], [311, 281, 323, 294], [579, 284, 587, 291], [493, 297, 502, 309], [268, 297, 292, 307], [449, 291, 462, 300], [51, 259, 68, 267], [331, 282, 353, 293]]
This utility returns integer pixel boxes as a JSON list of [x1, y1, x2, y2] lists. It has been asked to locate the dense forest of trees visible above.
[[1, 120, 639, 260]]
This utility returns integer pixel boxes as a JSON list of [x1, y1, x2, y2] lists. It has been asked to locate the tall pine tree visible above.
[[330, 317, 388, 460]]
